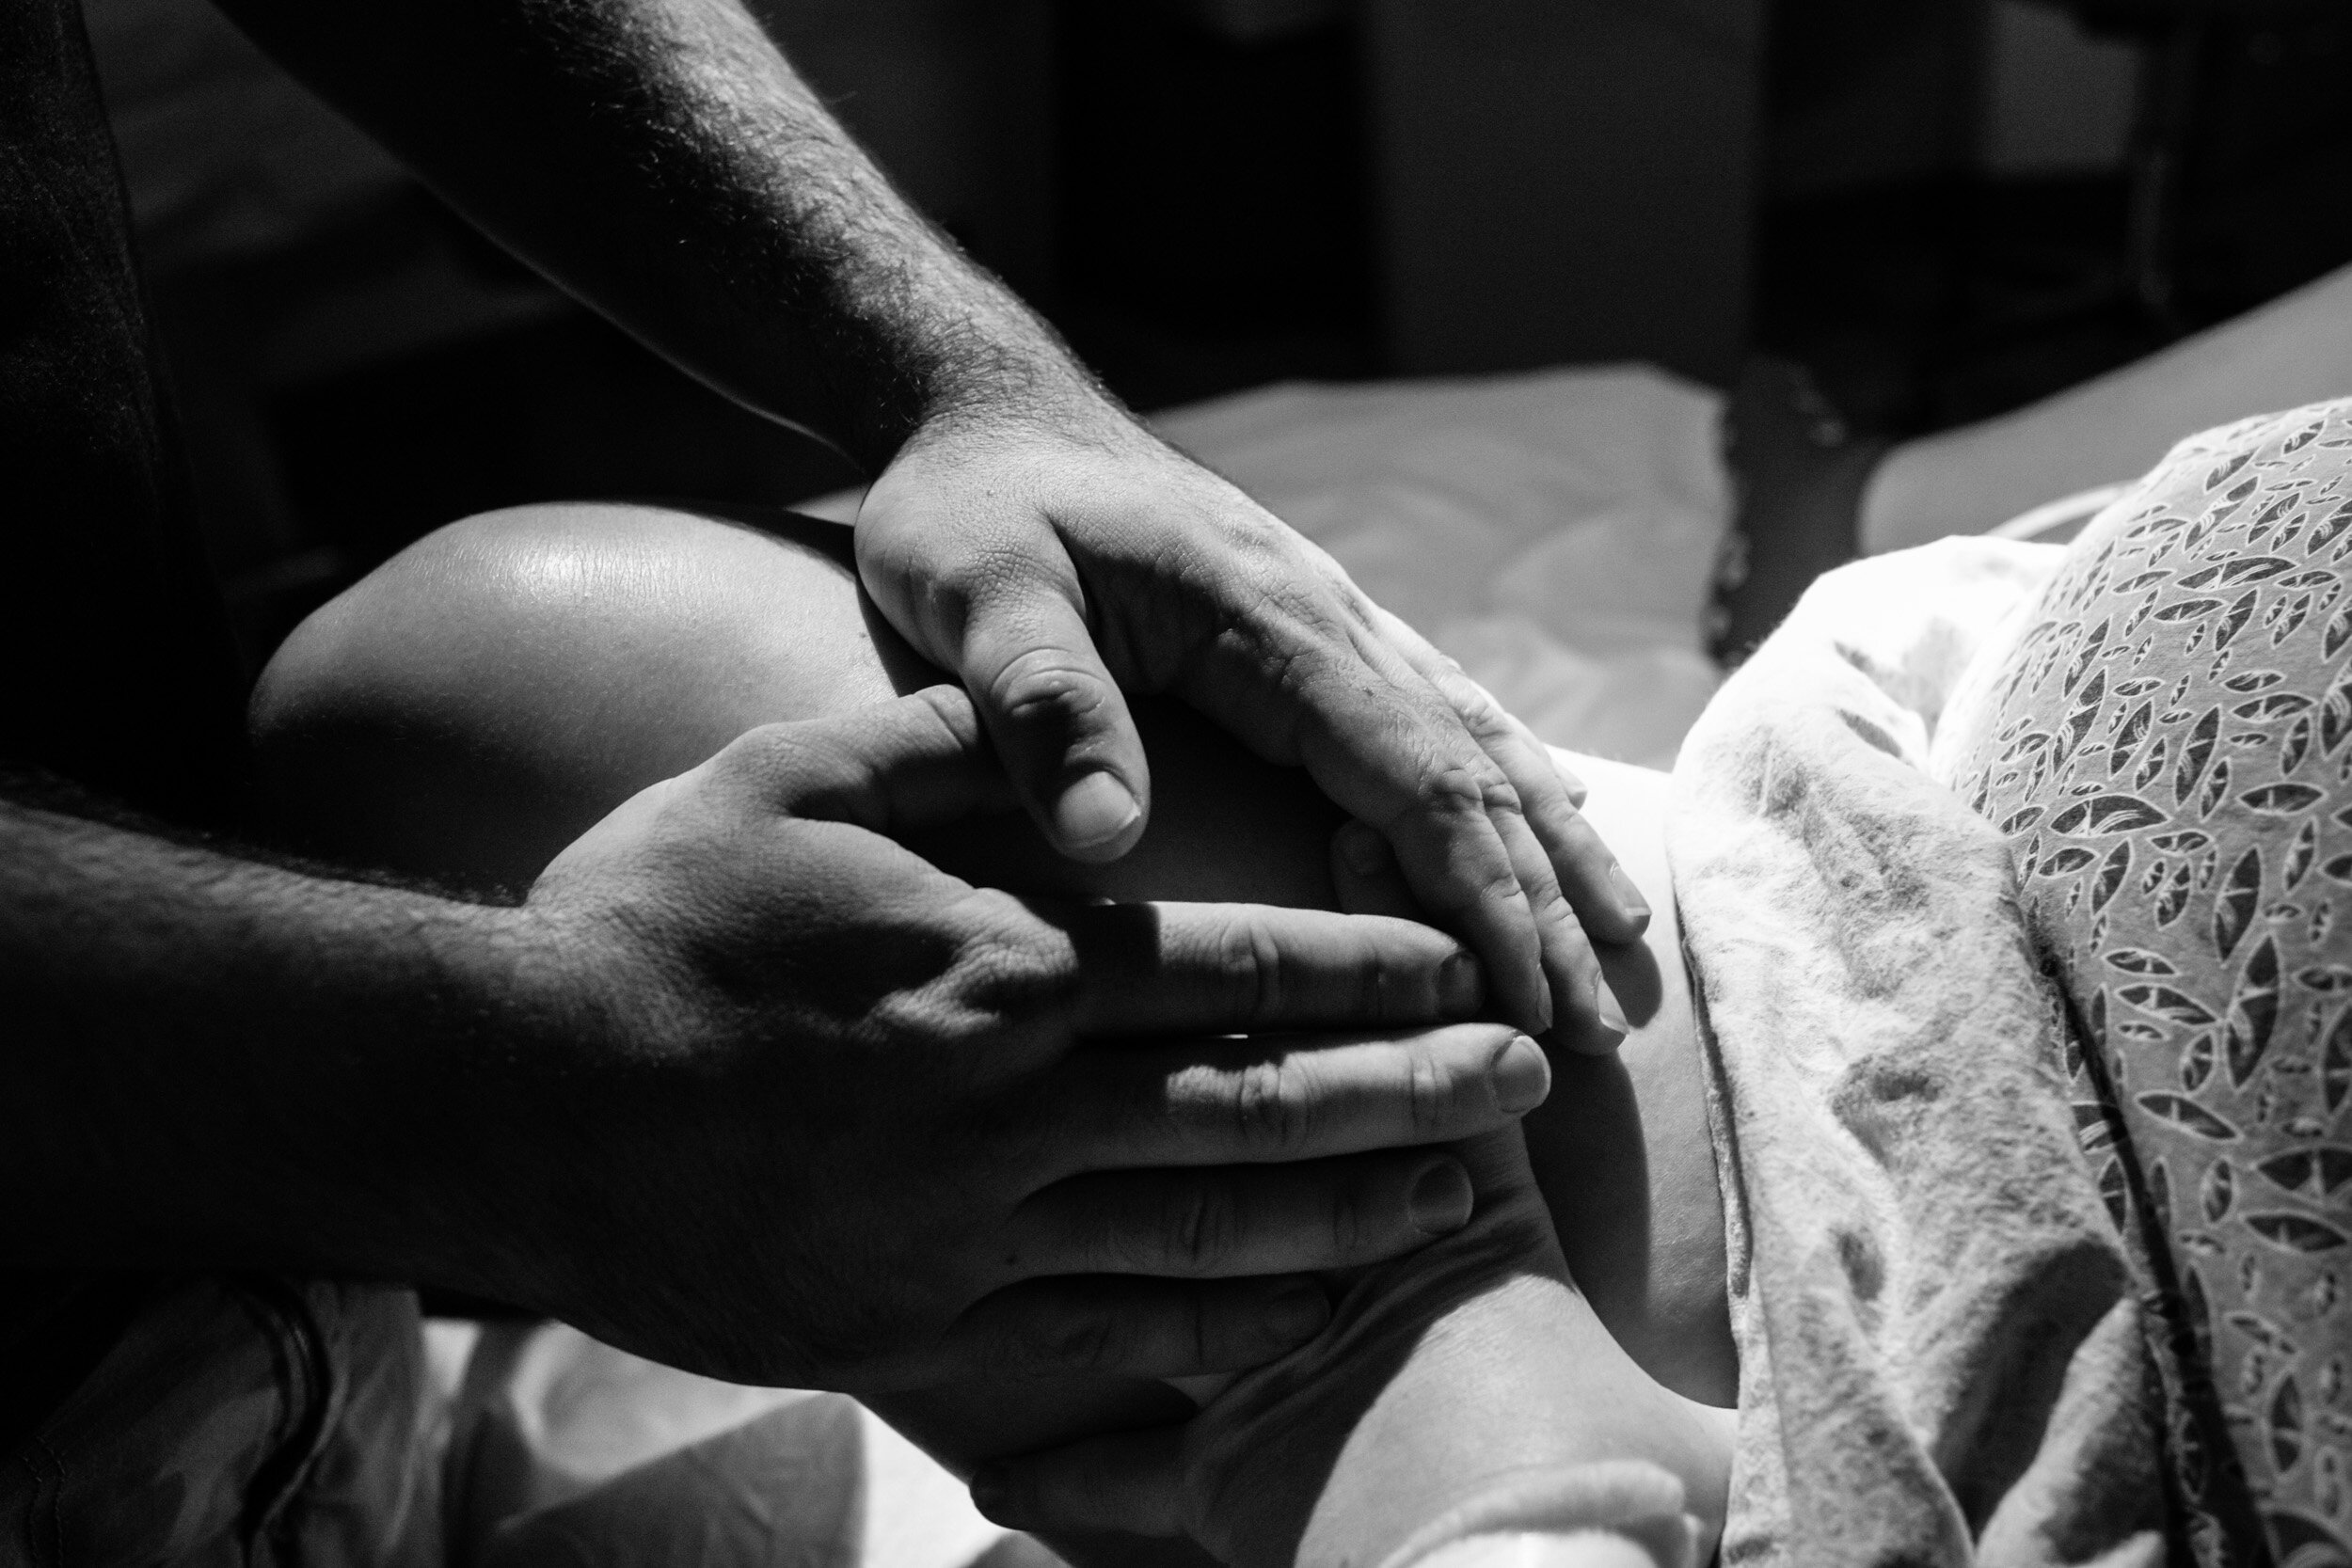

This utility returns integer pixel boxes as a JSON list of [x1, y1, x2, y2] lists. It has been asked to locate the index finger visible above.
[[1057, 901, 1486, 1037]]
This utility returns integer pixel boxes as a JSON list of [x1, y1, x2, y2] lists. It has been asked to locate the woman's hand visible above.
[[857, 408, 1645, 1054]]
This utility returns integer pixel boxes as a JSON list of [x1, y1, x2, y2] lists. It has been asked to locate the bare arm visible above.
[[0, 794, 528, 1282], [5, 706, 1550, 1394], [1862, 261, 2352, 551], [205, 0, 1071, 468], [202, 0, 1650, 1039]]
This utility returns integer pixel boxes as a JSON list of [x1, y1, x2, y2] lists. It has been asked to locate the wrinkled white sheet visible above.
[[1670, 540, 2169, 1567]]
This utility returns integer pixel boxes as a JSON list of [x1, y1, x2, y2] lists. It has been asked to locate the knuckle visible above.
[[1213, 911, 1283, 1021], [1218, 507, 1314, 572], [986, 645, 1115, 728], [1386, 953, 1438, 1021], [1257, 639, 1327, 710], [1529, 872, 1578, 921], [1472, 863, 1529, 909], [1327, 1183, 1368, 1260], [1407, 759, 1503, 823], [1475, 769, 1525, 818], [1165, 1183, 1238, 1274], [1228, 1057, 1312, 1155], [1517, 779, 1579, 833], [1406, 1048, 1458, 1137], [909, 683, 982, 742], [944, 896, 1079, 1022]]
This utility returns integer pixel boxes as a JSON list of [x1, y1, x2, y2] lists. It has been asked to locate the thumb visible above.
[[727, 686, 1016, 833], [959, 569, 1152, 864]]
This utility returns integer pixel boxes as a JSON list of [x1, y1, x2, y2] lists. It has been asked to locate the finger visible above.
[[1329, 819, 1421, 918], [1011, 1149, 1476, 1278], [958, 557, 1152, 863], [1365, 604, 1648, 949], [1209, 625, 1553, 1037], [1359, 618, 1584, 980], [1550, 743, 1591, 810], [934, 1275, 1329, 1382], [1405, 661, 1628, 1053], [1350, 613, 1634, 1051], [1443, 676, 1648, 949], [1045, 1025, 1548, 1173], [1454, 761, 1612, 1053], [1486, 718, 1647, 947], [1063, 901, 1486, 1036], [971, 1426, 1187, 1540], [710, 686, 1018, 831]]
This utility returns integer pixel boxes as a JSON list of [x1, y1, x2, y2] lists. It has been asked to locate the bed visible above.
[[446, 385, 2350, 1568]]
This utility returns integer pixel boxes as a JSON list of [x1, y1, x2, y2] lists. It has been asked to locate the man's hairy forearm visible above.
[[1, 798, 548, 1284], [210, 0, 1098, 468]]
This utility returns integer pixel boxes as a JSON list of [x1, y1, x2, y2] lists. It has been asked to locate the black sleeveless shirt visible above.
[[2, 0, 247, 827], [3, 0, 255, 1451]]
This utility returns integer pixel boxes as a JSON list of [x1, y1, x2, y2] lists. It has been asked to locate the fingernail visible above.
[[1609, 863, 1652, 928], [1438, 951, 1482, 1017], [969, 1466, 1009, 1522], [1268, 1280, 1329, 1341], [1053, 771, 1140, 850], [1595, 974, 1629, 1036], [1492, 1034, 1550, 1113], [1407, 1159, 1474, 1235]]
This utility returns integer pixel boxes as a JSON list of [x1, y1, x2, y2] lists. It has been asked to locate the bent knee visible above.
[[251, 500, 911, 891]]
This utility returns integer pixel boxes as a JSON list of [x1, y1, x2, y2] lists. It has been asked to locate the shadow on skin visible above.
[[247, 499, 1734, 1563]]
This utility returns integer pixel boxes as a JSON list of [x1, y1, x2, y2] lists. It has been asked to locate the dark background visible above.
[[87, 0, 2352, 667]]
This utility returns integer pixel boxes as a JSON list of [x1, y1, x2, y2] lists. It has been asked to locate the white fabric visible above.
[[1668, 540, 2167, 1568]]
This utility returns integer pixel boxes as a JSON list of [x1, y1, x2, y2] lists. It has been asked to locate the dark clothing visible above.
[[4, 1277, 443, 1568], [2, 19, 445, 1560], [2, 0, 248, 827], [2, 0, 251, 1465]]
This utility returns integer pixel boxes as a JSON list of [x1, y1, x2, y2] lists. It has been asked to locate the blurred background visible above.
[[88, 0, 2352, 667]]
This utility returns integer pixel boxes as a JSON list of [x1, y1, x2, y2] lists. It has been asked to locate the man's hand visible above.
[[491, 687, 1551, 1390], [858, 413, 1648, 1051], [203, 0, 1641, 1047]]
